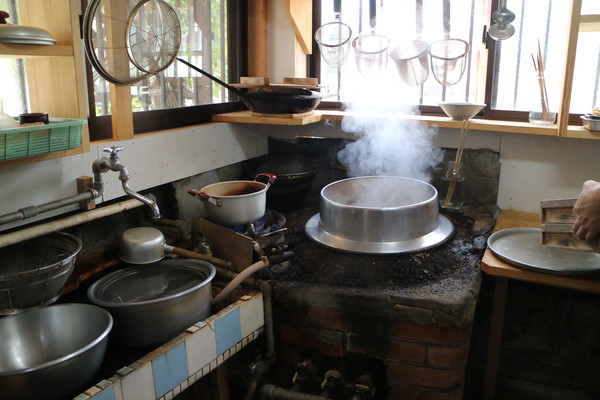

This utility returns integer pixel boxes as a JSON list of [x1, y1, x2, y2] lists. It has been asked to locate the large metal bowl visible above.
[[87, 259, 216, 347], [305, 176, 454, 254], [0, 232, 82, 314], [0, 303, 113, 400]]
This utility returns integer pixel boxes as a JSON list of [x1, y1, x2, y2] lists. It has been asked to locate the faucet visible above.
[[92, 146, 161, 219]]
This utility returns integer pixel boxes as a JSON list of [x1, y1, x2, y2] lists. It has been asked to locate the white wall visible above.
[[0, 123, 268, 232], [260, 122, 600, 214]]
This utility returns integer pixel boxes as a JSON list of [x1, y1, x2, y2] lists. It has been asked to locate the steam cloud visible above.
[[338, 84, 442, 183]]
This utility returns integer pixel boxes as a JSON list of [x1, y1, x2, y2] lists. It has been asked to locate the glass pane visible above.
[[318, 0, 485, 106], [92, 0, 229, 116], [571, 31, 600, 114], [491, 0, 571, 113]]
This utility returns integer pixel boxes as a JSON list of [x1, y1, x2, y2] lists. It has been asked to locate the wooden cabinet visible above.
[[0, 0, 89, 166]]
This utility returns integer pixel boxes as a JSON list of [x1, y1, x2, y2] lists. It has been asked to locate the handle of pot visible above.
[[254, 173, 277, 189], [176, 57, 247, 99], [369, 0, 376, 32], [187, 189, 222, 207], [167, 245, 233, 269], [334, 0, 341, 15]]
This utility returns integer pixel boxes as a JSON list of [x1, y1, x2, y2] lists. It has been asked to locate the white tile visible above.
[[120, 362, 155, 400], [185, 323, 217, 375], [240, 294, 264, 338]]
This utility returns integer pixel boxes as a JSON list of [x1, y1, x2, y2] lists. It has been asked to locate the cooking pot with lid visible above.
[[176, 58, 322, 114], [255, 154, 316, 211]]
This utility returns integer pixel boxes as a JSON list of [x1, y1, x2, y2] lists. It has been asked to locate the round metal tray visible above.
[[487, 227, 600, 276], [305, 213, 454, 254]]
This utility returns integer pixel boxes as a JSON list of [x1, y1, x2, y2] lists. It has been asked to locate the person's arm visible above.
[[572, 180, 600, 244]]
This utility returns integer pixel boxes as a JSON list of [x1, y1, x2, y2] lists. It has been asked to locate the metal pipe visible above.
[[0, 198, 145, 248], [260, 384, 330, 400], [0, 190, 99, 226]]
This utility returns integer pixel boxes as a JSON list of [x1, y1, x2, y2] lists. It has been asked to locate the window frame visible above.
[[85, 0, 249, 142]]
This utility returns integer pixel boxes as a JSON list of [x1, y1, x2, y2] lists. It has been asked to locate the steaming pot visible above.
[[305, 176, 454, 254]]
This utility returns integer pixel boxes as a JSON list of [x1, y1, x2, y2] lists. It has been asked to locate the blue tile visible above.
[[152, 342, 189, 398], [215, 307, 241, 355], [92, 387, 115, 400]]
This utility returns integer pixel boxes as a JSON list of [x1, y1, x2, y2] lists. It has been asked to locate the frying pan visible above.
[[176, 58, 322, 114]]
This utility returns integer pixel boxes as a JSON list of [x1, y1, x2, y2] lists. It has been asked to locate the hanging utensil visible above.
[[83, 0, 181, 85], [428, 0, 469, 88], [314, 0, 352, 69], [352, 0, 390, 75], [390, 0, 429, 101], [488, 0, 516, 41]]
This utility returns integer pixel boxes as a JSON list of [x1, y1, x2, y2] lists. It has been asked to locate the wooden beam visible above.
[[248, 0, 268, 77], [285, 0, 313, 55]]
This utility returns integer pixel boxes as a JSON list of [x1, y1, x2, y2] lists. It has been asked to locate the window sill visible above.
[[213, 110, 600, 139]]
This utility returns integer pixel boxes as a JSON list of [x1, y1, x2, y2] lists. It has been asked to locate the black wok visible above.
[[176, 58, 322, 114]]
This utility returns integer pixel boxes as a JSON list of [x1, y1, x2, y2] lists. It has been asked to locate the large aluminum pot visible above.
[[188, 173, 276, 225], [0, 303, 112, 400], [305, 176, 454, 254], [87, 259, 215, 347]]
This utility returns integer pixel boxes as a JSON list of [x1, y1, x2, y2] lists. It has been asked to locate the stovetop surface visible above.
[[256, 198, 499, 323]]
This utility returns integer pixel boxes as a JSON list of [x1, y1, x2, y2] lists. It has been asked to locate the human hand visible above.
[[573, 180, 600, 244]]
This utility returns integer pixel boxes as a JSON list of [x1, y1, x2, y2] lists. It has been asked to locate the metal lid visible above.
[[87, 259, 215, 306], [0, 24, 56, 45]]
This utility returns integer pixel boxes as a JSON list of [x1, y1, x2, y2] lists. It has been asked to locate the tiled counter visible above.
[[74, 292, 264, 400]]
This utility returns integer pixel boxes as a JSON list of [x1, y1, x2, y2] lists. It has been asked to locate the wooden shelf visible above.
[[0, 44, 73, 57], [212, 109, 600, 139]]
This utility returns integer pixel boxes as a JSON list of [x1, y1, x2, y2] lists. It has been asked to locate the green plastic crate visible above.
[[0, 118, 86, 161]]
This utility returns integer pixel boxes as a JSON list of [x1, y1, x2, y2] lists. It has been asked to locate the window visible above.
[[85, 0, 246, 141], [314, 0, 600, 121]]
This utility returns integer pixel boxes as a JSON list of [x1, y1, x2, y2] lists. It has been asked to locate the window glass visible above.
[[317, 0, 599, 116], [317, 0, 487, 105], [91, 0, 232, 116]]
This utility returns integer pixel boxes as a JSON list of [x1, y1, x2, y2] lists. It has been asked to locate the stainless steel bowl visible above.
[[305, 176, 454, 254], [0, 303, 113, 400], [87, 259, 216, 347], [0, 232, 82, 314]]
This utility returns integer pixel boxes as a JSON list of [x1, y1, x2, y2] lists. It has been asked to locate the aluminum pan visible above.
[[305, 213, 454, 254], [487, 227, 600, 276]]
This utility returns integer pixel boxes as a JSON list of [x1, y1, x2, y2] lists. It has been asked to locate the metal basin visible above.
[[0, 232, 82, 314], [305, 176, 454, 254], [0, 303, 113, 400], [87, 259, 215, 347]]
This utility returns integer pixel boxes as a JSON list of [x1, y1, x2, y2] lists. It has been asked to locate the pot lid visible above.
[[0, 24, 56, 45], [87, 259, 215, 306], [257, 153, 315, 176]]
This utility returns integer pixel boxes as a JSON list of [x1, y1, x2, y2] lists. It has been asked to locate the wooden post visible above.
[[248, 0, 268, 77]]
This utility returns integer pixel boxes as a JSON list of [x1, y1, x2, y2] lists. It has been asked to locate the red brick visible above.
[[426, 342, 470, 368], [386, 360, 465, 390], [421, 388, 464, 400], [388, 339, 427, 364], [307, 306, 384, 337], [276, 324, 345, 357], [388, 382, 421, 400], [389, 319, 471, 347]]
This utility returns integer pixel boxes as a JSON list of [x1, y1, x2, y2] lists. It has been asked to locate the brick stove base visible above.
[[273, 303, 472, 399], [257, 202, 497, 399]]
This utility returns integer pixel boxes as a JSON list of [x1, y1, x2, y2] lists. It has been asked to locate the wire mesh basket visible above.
[[0, 118, 86, 161], [0, 232, 82, 314]]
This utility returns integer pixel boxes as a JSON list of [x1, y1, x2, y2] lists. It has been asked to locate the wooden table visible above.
[[480, 210, 600, 399]]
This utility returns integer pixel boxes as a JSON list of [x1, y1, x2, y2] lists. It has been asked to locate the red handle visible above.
[[187, 189, 210, 201], [255, 173, 277, 185]]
